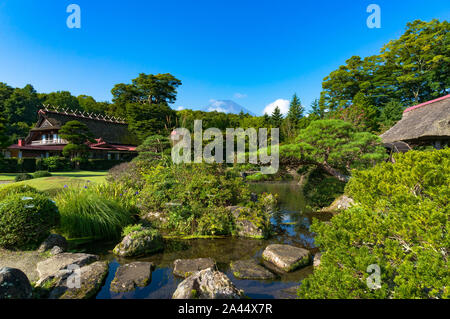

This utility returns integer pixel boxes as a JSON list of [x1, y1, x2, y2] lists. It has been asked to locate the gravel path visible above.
[[0, 248, 48, 282]]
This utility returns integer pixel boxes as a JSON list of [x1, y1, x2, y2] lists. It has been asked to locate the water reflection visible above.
[[91, 182, 331, 299]]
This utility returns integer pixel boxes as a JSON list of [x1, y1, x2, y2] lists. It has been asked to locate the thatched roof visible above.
[[28, 108, 138, 145], [380, 95, 450, 143]]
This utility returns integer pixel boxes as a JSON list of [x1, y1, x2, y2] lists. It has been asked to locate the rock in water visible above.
[[36, 253, 99, 283], [173, 258, 217, 278], [48, 261, 109, 299], [0, 267, 32, 299], [228, 206, 267, 239], [38, 234, 68, 253], [113, 228, 164, 257], [110, 262, 153, 292], [262, 244, 311, 272], [230, 260, 276, 280], [172, 268, 244, 299]]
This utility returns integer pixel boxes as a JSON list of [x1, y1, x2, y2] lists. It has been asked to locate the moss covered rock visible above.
[[262, 244, 311, 272], [113, 227, 163, 257]]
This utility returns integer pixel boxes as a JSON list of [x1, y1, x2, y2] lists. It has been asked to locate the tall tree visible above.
[[39, 91, 80, 110], [111, 73, 181, 140], [378, 100, 404, 133], [271, 106, 283, 128], [381, 19, 450, 104], [286, 93, 304, 125], [3, 85, 40, 141]]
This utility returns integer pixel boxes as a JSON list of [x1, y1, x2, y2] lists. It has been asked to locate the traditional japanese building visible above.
[[381, 94, 450, 151], [7, 107, 138, 159]]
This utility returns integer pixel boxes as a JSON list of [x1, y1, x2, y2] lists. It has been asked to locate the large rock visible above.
[[230, 260, 276, 280], [228, 206, 267, 239], [262, 244, 311, 272], [113, 228, 164, 257], [36, 253, 99, 283], [173, 258, 217, 278], [173, 268, 244, 299], [38, 234, 68, 253], [322, 195, 355, 213], [0, 267, 32, 299], [47, 261, 109, 299], [110, 262, 153, 293]]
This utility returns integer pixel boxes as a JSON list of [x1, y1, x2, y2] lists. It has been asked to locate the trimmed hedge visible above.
[[1, 157, 128, 173], [0, 192, 60, 249]]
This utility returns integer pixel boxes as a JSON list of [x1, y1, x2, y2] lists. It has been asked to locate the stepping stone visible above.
[[36, 253, 99, 283], [173, 258, 216, 278], [262, 244, 311, 272], [110, 261, 153, 293], [172, 268, 244, 299], [230, 260, 276, 280]]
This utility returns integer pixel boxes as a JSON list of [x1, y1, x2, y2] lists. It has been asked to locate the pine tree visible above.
[[287, 93, 304, 125], [271, 106, 283, 128]]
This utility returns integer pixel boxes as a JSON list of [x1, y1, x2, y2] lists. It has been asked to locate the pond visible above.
[[81, 182, 332, 299]]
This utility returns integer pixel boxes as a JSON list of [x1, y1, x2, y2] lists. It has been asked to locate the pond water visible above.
[[82, 182, 332, 299]]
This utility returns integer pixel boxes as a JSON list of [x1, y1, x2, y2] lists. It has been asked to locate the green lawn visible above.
[[0, 171, 108, 195]]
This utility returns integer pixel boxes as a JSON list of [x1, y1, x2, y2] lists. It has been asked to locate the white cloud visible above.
[[207, 106, 227, 113], [263, 99, 290, 116], [234, 93, 247, 99], [176, 106, 185, 111]]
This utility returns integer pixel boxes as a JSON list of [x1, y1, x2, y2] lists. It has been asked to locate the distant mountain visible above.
[[203, 100, 255, 116]]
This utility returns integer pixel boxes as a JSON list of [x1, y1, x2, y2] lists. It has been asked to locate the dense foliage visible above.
[[0, 192, 60, 249], [298, 149, 449, 299], [281, 119, 387, 182]]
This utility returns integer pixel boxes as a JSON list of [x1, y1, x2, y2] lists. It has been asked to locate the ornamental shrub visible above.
[[14, 173, 33, 182], [33, 171, 52, 178], [0, 192, 60, 249], [0, 184, 41, 198], [298, 149, 449, 299]]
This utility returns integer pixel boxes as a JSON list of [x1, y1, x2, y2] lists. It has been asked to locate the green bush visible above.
[[197, 207, 234, 236], [37, 157, 72, 172], [55, 188, 134, 240], [0, 192, 60, 249], [18, 158, 36, 173], [298, 149, 450, 299], [79, 159, 125, 171], [0, 158, 19, 173], [15, 173, 33, 182], [0, 185, 41, 198], [33, 171, 52, 178]]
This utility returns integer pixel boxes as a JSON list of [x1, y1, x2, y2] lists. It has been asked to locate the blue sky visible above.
[[0, 0, 449, 115]]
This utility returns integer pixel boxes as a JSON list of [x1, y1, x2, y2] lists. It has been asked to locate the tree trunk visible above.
[[321, 163, 349, 182]]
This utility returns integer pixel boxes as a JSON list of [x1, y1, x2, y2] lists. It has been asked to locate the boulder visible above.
[[313, 253, 322, 268], [110, 262, 153, 293], [113, 228, 164, 257], [228, 206, 266, 239], [262, 244, 311, 272], [322, 195, 355, 213], [48, 261, 109, 299], [0, 267, 32, 299], [142, 211, 168, 224], [36, 253, 99, 284], [38, 234, 68, 253], [50, 246, 64, 256], [230, 260, 276, 280], [173, 268, 244, 299], [173, 258, 217, 278]]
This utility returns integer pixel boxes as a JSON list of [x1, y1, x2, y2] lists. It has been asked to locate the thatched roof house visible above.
[[380, 94, 450, 149], [8, 107, 138, 159]]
